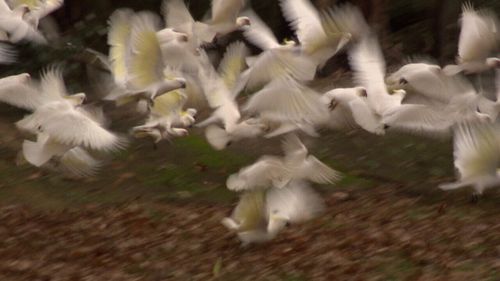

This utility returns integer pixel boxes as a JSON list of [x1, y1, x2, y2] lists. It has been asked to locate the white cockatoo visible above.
[[320, 87, 385, 135], [236, 10, 317, 92], [132, 81, 198, 144], [280, 0, 352, 68], [161, 0, 215, 50], [222, 180, 325, 246], [0, 0, 46, 43], [206, 0, 250, 40], [443, 3, 500, 76], [439, 121, 500, 200], [349, 34, 406, 117], [106, 10, 188, 107], [382, 66, 495, 137], [164, 0, 249, 46], [2, 68, 125, 174], [226, 134, 340, 191], [243, 76, 328, 138], [197, 42, 268, 150]]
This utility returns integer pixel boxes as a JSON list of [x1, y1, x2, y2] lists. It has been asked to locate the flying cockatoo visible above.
[[320, 87, 385, 135], [439, 121, 500, 201], [222, 180, 325, 246], [132, 87, 197, 144], [382, 69, 494, 137], [106, 10, 187, 107], [236, 10, 317, 91], [443, 3, 500, 76], [280, 0, 352, 68], [197, 42, 268, 150], [2, 68, 126, 174], [226, 134, 340, 191], [349, 34, 406, 117], [243, 75, 329, 138]]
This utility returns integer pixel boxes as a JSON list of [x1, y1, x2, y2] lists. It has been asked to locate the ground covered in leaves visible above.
[[1, 186, 499, 281]]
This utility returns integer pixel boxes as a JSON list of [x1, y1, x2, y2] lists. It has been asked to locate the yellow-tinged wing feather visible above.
[[108, 9, 134, 87], [218, 41, 248, 90], [151, 90, 186, 117], [8, 0, 38, 9], [233, 190, 267, 231], [128, 12, 163, 89]]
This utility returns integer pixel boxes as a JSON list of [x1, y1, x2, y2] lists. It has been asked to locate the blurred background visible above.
[[0, 1, 499, 280]]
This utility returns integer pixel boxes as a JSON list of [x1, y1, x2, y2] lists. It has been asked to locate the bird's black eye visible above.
[[285, 222, 291, 227], [226, 141, 233, 147], [399, 78, 408, 85], [383, 124, 390, 129]]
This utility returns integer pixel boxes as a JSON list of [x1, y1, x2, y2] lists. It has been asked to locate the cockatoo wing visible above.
[[19, 103, 125, 151], [211, 0, 246, 24], [39, 66, 70, 99], [162, 0, 194, 33], [458, 3, 499, 62], [266, 180, 325, 223], [22, 132, 71, 167], [58, 147, 102, 178], [382, 104, 454, 137], [151, 90, 186, 117], [350, 35, 402, 115], [197, 49, 233, 109], [243, 49, 316, 91], [327, 3, 369, 41], [242, 10, 280, 50], [226, 156, 288, 191], [0, 73, 46, 110], [244, 76, 327, 125], [348, 98, 384, 135], [453, 121, 500, 181], [280, 0, 324, 52], [107, 8, 134, 87], [28, 0, 63, 21], [217, 41, 248, 92], [128, 11, 163, 90], [302, 156, 341, 184], [232, 190, 266, 231]]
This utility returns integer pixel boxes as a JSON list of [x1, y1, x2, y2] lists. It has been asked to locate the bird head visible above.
[[236, 16, 251, 28], [267, 212, 290, 235], [175, 77, 187, 89], [355, 87, 367, 97]]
